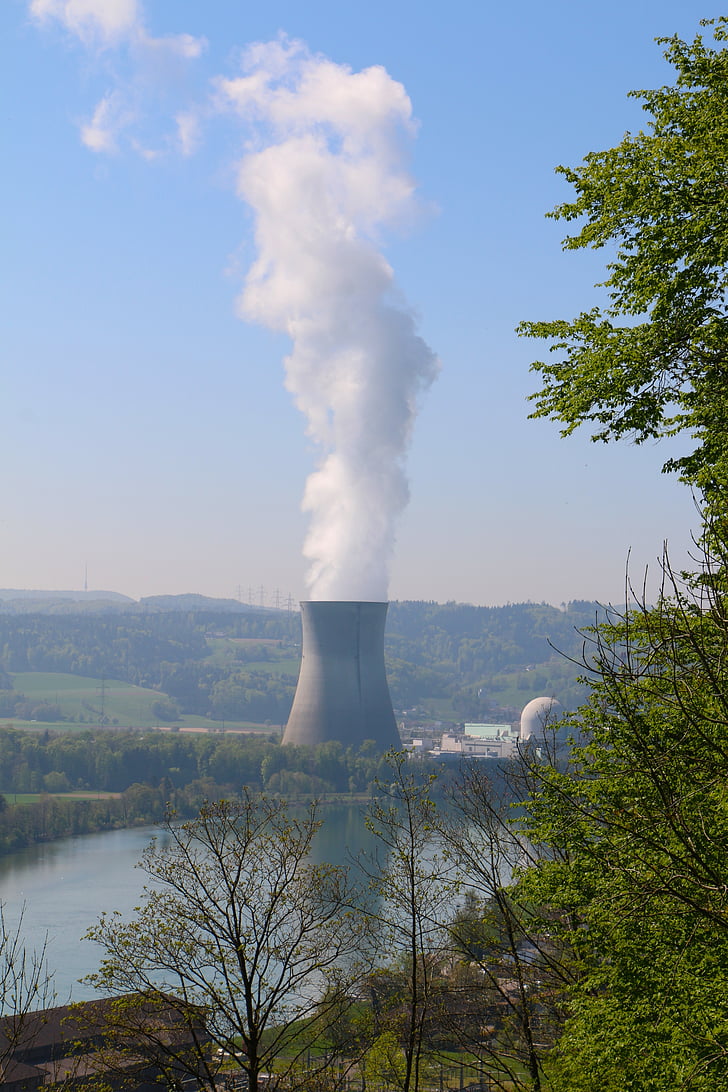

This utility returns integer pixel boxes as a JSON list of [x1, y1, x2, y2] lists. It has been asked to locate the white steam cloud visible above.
[[29, 9, 439, 602], [219, 39, 439, 600]]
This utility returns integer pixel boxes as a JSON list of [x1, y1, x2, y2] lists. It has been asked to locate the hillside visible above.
[[0, 599, 602, 730]]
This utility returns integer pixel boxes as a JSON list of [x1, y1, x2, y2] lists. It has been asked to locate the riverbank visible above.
[[0, 788, 377, 858]]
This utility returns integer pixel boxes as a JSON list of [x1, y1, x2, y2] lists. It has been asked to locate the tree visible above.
[[150, 698, 180, 723], [438, 762, 571, 1092], [513, 529, 728, 1090], [0, 903, 54, 1082], [364, 1030, 408, 1090], [85, 794, 367, 1092], [518, 18, 728, 500], [361, 752, 454, 1092], [511, 18, 728, 1085], [512, 17, 728, 1078]]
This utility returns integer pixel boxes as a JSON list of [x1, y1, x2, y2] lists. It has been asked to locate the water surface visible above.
[[0, 805, 375, 1004]]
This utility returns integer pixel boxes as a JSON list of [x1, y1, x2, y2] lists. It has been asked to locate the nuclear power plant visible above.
[[283, 601, 400, 750]]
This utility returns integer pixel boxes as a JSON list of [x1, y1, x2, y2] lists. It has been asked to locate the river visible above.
[[0, 805, 377, 1005], [0, 826, 166, 1003]]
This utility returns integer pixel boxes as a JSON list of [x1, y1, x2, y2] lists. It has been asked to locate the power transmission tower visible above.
[[98, 676, 107, 724]]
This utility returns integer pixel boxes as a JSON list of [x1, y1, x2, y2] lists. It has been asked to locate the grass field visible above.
[[0, 791, 122, 804], [7, 673, 279, 734]]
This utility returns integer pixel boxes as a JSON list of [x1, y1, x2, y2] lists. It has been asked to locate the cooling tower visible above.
[[283, 601, 400, 749]]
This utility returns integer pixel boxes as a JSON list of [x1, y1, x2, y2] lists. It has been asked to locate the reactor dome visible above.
[[519, 696, 565, 743]]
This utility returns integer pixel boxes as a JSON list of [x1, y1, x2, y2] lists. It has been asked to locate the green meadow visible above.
[[7, 672, 273, 734]]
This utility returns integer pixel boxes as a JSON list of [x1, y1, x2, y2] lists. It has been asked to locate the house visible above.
[[0, 993, 209, 1090]]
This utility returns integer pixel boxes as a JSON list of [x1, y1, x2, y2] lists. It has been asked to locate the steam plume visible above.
[[29, 8, 438, 601], [219, 39, 439, 600]]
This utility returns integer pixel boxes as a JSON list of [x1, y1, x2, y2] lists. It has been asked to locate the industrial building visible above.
[[283, 600, 400, 750], [433, 696, 565, 760]]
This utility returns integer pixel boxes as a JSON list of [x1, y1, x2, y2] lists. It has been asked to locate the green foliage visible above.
[[0, 600, 600, 733], [437, 764, 563, 1092], [150, 698, 180, 722], [209, 669, 297, 722], [364, 1031, 408, 1090], [0, 598, 605, 758], [0, 612, 208, 684], [0, 726, 394, 797], [0, 783, 171, 853], [0, 728, 395, 855], [515, 531, 728, 1089], [519, 19, 728, 498], [387, 600, 602, 718], [387, 600, 600, 678], [513, 23, 728, 1080]]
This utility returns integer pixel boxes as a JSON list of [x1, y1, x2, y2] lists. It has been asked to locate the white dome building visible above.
[[519, 696, 566, 744]]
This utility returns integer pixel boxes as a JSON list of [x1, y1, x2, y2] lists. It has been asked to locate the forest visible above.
[[0, 598, 600, 731], [0, 728, 400, 852]]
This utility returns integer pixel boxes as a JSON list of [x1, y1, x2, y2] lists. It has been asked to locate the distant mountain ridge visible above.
[[0, 589, 134, 602], [138, 594, 261, 613], [0, 590, 136, 613], [0, 590, 276, 615]]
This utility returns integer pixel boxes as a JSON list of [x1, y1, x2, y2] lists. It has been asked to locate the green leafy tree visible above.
[[150, 698, 180, 723], [518, 18, 728, 499], [364, 1030, 408, 1090], [514, 529, 728, 1090], [513, 26, 728, 1081]]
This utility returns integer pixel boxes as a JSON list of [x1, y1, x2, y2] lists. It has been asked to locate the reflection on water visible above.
[[0, 826, 165, 1003], [309, 803, 379, 865], [0, 805, 374, 1004]]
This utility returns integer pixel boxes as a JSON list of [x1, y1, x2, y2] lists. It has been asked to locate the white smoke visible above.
[[219, 39, 439, 600], [29, 9, 439, 602]]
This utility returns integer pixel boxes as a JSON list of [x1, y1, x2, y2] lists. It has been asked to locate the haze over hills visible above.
[[0, 589, 595, 613], [0, 593, 604, 723], [0, 589, 134, 603], [0, 591, 266, 614]]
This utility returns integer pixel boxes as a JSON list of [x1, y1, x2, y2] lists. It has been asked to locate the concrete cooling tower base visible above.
[[283, 600, 400, 750]]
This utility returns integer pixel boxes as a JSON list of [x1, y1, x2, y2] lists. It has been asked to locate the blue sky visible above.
[[1, 0, 714, 607]]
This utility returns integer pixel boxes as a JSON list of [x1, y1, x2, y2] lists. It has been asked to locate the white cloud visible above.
[[175, 110, 202, 157], [29, 0, 140, 47], [80, 91, 133, 152], [29, 0, 205, 156], [136, 29, 206, 61]]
